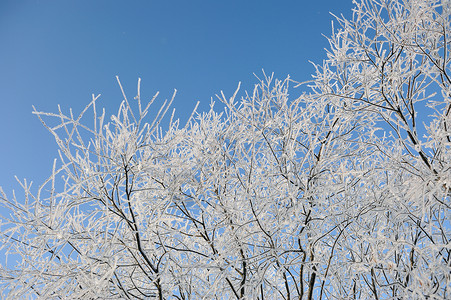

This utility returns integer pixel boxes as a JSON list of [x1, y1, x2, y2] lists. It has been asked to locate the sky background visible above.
[[0, 0, 355, 196]]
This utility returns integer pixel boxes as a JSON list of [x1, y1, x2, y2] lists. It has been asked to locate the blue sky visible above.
[[0, 0, 354, 196]]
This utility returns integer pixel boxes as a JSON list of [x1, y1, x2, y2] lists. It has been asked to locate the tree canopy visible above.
[[1, 0, 450, 298]]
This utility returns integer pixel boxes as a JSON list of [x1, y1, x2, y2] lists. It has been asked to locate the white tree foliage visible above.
[[1, 0, 450, 298]]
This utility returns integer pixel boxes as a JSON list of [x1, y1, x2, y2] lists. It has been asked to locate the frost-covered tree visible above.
[[1, 0, 450, 299]]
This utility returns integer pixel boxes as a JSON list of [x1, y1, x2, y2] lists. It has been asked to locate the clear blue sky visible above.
[[0, 0, 354, 196]]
